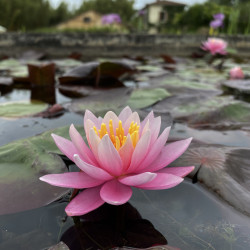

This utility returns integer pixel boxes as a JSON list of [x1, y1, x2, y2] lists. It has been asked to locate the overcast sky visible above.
[[50, 0, 206, 10]]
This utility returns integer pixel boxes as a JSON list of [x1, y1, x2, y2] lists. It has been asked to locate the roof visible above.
[[144, 0, 186, 9]]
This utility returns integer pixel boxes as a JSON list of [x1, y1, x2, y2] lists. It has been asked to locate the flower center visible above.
[[93, 120, 140, 150]]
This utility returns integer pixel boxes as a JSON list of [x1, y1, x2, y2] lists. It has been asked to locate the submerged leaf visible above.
[[0, 126, 84, 215]]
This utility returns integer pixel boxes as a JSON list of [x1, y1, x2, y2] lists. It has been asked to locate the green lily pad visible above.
[[0, 101, 48, 118], [63, 88, 131, 117], [127, 88, 171, 109], [161, 78, 216, 90], [0, 125, 84, 215]]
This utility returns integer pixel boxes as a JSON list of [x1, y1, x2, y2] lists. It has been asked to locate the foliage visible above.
[[0, 0, 72, 31], [175, 2, 231, 32], [76, 0, 135, 23]]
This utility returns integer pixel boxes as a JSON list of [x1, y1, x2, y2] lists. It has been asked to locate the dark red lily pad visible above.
[[28, 63, 55, 86], [59, 60, 135, 88]]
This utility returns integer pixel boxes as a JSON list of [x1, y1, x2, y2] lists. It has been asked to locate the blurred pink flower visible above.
[[230, 66, 244, 79], [101, 13, 121, 25], [202, 38, 227, 55], [40, 107, 194, 216]]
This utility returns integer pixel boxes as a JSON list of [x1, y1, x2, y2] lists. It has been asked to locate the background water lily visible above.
[[202, 37, 227, 55], [230, 66, 244, 79], [40, 107, 194, 216]]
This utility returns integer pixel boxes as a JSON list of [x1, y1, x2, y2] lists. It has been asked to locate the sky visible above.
[[50, 0, 206, 10]]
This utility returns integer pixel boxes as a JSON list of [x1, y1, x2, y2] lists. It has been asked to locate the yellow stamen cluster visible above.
[[93, 119, 140, 150]]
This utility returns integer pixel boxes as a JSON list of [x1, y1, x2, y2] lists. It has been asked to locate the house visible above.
[[141, 0, 186, 33], [57, 11, 121, 30], [57, 11, 103, 30]]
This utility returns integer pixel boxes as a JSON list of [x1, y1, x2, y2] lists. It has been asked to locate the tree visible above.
[[0, 0, 71, 31]]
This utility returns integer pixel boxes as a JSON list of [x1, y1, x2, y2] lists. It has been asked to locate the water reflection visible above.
[[61, 203, 167, 249]]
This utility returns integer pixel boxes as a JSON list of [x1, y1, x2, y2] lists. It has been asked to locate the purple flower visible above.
[[102, 14, 121, 25], [213, 13, 225, 21], [138, 10, 146, 16], [210, 13, 225, 29], [210, 19, 223, 29]]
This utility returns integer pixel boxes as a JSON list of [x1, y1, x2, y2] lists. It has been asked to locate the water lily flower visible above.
[[202, 38, 227, 55], [40, 107, 194, 216], [102, 14, 121, 25], [230, 66, 244, 79]]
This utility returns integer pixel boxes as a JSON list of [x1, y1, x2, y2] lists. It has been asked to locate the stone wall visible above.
[[1, 33, 250, 59]]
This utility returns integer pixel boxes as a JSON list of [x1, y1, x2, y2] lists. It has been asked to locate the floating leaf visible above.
[[161, 77, 217, 90], [63, 87, 132, 116], [127, 88, 171, 109], [0, 101, 48, 118], [223, 79, 250, 94], [0, 125, 82, 215], [59, 60, 134, 88], [171, 142, 250, 216]]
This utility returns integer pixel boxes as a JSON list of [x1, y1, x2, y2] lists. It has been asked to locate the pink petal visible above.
[[149, 116, 161, 145], [118, 106, 132, 123], [65, 186, 105, 216], [119, 134, 134, 170], [88, 128, 101, 161], [140, 110, 154, 134], [84, 119, 96, 142], [100, 179, 132, 205], [51, 133, 79, 162], [136, 173, 183, 190], [74, 154, 113, 181], [127, 130, 151, 173], [84, 109, 100, 128], [124, 112, 140, 134], [141, 119, 149, 136], [69, 124, 97, 165], [98, 134, 123, 176], [119, 172, 156, 186], [39, 172, 104, 189], [157, 166, 195, 177], [135, 127, 171, 173], [145, 137, 192, 172], [103, 111, 119, 134]]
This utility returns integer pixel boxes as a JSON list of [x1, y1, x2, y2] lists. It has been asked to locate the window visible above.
[[83, 17, 91, 23], [159, 11, 167, 23]]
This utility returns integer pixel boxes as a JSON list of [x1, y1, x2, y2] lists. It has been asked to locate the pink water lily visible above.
[[40, 107, 194, 216], [230, 66, 244, 79], [202, 38, 227, 55]]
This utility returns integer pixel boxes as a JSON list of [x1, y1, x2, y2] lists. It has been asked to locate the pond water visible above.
[[0, 55, 250, 249]]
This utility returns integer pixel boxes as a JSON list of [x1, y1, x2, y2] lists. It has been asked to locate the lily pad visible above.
[[59, 60, 134, 88], [63, 87, 132, 116], [171, 142, 250, 216], [0, 101, 48, 118], [0, 126, 84, 215], [161, 77, 217, 90], [222, 79, 250, 94], [127, 88, 171, 109]]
